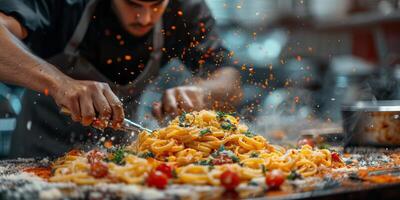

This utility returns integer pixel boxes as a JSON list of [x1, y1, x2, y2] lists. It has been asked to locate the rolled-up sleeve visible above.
[[0, 0, 55, 41]]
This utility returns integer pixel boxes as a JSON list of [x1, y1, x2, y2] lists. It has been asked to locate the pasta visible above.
[[49, 110, 344, 186], [365, 112, 400, 144]]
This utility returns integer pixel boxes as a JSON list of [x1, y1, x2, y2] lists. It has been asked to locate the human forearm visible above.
[[0, 23, 124, 127], [0, 23, 68, 95]]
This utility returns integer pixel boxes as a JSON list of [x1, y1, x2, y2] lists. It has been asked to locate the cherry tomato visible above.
[[331, 152, 341, 162], [220, 171, 240, 191], [90, 162, 109, 178], [297, 138, 315, 148], [212, 154, 233, 165], [87, 150, 105, 164], [147, 171, 169, 189], [265, 169, 285, 190], [155, 163, 173, 178]]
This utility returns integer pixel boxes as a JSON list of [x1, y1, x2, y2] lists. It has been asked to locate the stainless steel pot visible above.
[[342, 100, 400, 147]]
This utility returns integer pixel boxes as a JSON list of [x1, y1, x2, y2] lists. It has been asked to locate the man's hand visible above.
[[152, 85, 208, 120], [51, 78, 124, 128], [1, 13, 126, 128]]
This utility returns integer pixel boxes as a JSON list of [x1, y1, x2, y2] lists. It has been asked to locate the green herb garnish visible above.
[[244, 131, 256, 138], [172, 169, 178, 178], [261, 164, 267, 174], [199, 128, 211, 137], [248, 181, 259, 186], [111, 148, 126, 165], [231, 155, 240, 163], [221, 121, 233, 130], [218, 145, 226, 152], [216, 111, 236, 119], [197, 160, 211, 166], [287, 170, 302, 180], [318, 143, 331, 150], [138, 151, 155, 159], [178, 112, 187, 127], [179, 112, 196, 127], [216, 111, 226, 120], [250, 152, 259, 158]]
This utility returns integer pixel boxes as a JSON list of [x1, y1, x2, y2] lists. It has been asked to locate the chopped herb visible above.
[[261, 164, 267, 174], [218, 145, 226, 152], [179, 112, 187, 123], [217, 111, 236, 119], [208, 165, 215, 171], [216, 111, 226, 120], [244, 131, 256, 138], [199, 128, 211, 137], [111, 148, 126, 165], [318, 143, 331, 150], [221, 121, 233, 130], [287, 170, 302, 180], [138, 151, 155, 159], [248, 181, 259, 186], [197, 160, 211, 166], [231, 155, 240, 163], [211, 151, 218, 158], [178, 112, 187, 127], [221, 149, 240, 163], [250, 152, 259, 158], [178, 112, 195, 127], [172, 169, 178, 178]]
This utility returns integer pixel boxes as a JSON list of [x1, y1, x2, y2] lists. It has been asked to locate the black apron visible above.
[[9, 0, 164, 158]]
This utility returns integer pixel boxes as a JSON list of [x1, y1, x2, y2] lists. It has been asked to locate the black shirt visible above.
[[0, 0, 231, 85]]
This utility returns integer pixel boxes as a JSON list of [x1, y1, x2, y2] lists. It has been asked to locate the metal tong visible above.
[[60, 107, 152, 133]]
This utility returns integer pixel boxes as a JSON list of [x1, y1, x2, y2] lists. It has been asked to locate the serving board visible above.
[[1, 148, 400, 200]]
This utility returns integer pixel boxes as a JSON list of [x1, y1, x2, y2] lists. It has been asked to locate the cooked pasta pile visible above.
[[49, 110, 344, 186], [366, 112, 400, 144]]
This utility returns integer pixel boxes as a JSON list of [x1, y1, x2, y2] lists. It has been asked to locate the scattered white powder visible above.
[[39, 188, 63, 200]]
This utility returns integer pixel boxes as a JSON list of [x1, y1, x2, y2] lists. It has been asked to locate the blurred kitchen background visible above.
[[1, 0, 400, 157]]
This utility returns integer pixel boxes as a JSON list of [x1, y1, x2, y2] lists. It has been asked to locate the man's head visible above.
[[112, 0, 169, 37]]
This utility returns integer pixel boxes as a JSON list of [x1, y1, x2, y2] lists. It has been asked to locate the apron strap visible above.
[[64, 0, 99, 56]]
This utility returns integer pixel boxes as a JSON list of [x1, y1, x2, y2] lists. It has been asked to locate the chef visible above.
[[0, 0, 241, 157]]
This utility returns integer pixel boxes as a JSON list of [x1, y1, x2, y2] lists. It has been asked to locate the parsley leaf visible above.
[[261, 164, 268, 174], [221, 121, 233, 130], [250, 152, 259, 158], [138, 151, 155, 159], [178, 112, 187, 127], [217, 111, 236, 119], [318, 143, 331, 150], [244, 131, 256, 138], [248, 181, 259, 186], [111, 148, 126, 165], [287, 170, 302, 180], [231, 155, 240, 163], [199, 128, 211, 137], [218, 145, 226, 152], [216, 111, 226, 120], [172, 169, 178, 178], [197, 160, 211, 166]]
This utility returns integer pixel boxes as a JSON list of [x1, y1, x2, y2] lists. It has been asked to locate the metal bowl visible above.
[[342, 100, 400, 147]]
